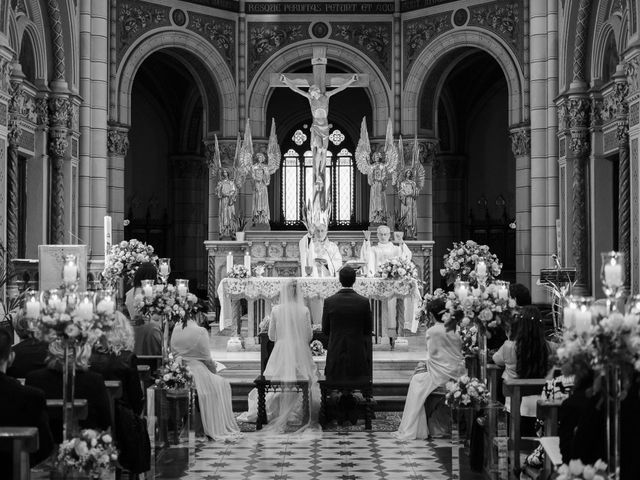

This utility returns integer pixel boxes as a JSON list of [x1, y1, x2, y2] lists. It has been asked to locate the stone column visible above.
[[107, 124, 129, 243], [611, 68, 631, 287], [510, 125, 531, 289], [567, 96, 591, 294], [626, 53, 640, 292], [238, 1, 247, 127], [392, 1, 401, 133], [0, 56, 11, 284], [6, 116, 21, 274], [48, 96, 70, 244]]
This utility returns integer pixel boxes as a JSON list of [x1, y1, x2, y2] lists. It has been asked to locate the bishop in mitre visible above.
[[361, 225, 412, 348]]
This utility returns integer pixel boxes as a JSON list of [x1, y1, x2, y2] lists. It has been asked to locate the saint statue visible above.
[[355, 118, 398, 225], [281, 74, 358, 210], [239, 118, 281, 225], [299, 222, 343, 278], [393, 136, 426, 240], [209, 135, 244, 239]]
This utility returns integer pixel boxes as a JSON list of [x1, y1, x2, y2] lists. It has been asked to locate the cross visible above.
[[269, 46, 369, 92]]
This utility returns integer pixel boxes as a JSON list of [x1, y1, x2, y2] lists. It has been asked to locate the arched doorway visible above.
[[426, 48, 515, 283], [125, 49, 216, 292], [266, 60, 373, 229]]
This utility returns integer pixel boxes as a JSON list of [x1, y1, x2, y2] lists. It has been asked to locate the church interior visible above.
[[1, 0, 640, 479]]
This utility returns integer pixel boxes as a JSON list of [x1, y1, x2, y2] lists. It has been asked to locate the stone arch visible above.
[[19, 22, 48, 82], [247, 40, 391, 137], [59, 0, 78, 88], [115, 28, 237, 135], [403, 28, 525, 135], [590, 0, 624, 81]]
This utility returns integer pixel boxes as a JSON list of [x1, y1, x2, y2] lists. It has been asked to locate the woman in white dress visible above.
[[171, 317, 241, 440], [238, 279, 321, 434], [392, 298, 466, 440]]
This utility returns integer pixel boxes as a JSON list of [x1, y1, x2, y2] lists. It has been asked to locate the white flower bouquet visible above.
[[458, 324, 479, 357], [375, 257, 418, 282], [228, 265, 251, 279], [445, 375, 490, 409], [134, 284, 200, 324], [56, 429, 118, 478], [102, 239, 157, 287], [155, 354, 194, 391], [556, 459, 608, 480], [440, 240, 501, 286], [310, 339, 326, 356]]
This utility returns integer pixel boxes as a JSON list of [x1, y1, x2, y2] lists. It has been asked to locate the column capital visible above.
[[107, 124, 130, 156], [203, 137, 239, 170], [0, 57, 12, 96], [625, 54, 640, 97], [48, 95, 70, 128], [398, 137, 438, 165], [7, 119, 22, 147], [48, 129, 69, 158], [509, 124, 530, 157]]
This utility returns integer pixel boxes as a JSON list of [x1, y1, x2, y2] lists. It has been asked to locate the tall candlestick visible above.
[[25, 297, 40, 319], [176, 279, 189, 297], [244, 252, 251, 270], [63, 264, 78, 284], [574, 309, 592, 335], [604, 262, 623, 287], [141, 280, 154, 298], [104, 216, 112, 258], [227, 252, 233, 273]]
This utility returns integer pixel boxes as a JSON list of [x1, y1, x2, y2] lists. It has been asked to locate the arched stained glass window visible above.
[[280, 121, 355, 227]]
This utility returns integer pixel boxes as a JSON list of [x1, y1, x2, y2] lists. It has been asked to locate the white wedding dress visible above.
[[238, 282, 321, 436], [171, 320, 241, 440], [392, 321, 466, 440]]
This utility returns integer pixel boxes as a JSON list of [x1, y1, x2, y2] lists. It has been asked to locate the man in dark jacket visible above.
[[0, 327, 54, 472], [6, 313, 48, 379], [322, 266, 372, 420]]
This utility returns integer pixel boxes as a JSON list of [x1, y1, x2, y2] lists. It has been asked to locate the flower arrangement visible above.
[[310, 339, 326, 356], [155, 354, 194, 391], [556, 459, 608, 480], [228, 265, 251, 279], [440, 240, 501, 286], [375, 257, 418, 282], [31, 292, 116, 347], [102, 239, 157, 287], [556, 312, 640, 393], [458, 324, 479, 357], [55, 429, 118, 478], [134, 284, 200, 324], [445, 375, 490, 409]]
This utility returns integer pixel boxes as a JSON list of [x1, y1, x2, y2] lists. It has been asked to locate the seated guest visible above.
[[488, 283, 532, 352], [90, 311, 149, 473], [509, 283, 532, 307], [26, 341, 111, 443], [392, 298, 466, 440], [492, 306, 551, 436], [6, 312, 48, 379], [0, 327, 54, 470], [126, 262, 162, 356]]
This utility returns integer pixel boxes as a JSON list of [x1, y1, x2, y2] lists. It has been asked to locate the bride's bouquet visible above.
[[155, 354, 193, 391], [445, 375, 490, 409]]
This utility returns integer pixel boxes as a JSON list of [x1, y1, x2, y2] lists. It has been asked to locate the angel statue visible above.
[[393, 136, 425, 240], [355, 117, 398, 225], [209, 134, 244, 239], [240, 118, 281, 225]]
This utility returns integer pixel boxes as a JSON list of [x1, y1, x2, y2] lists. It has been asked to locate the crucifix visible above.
[[270, 46, 369, 226]]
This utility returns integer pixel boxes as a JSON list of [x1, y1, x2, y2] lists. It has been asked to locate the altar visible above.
[[217, 275, 423, 343]]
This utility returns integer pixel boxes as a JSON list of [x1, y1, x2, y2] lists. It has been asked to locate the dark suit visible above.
[[322, 288, 372, 383], [0, 372, 54, 469], [25, 368, 111, 443], [6, 338, 48, 379], [90, 350, 144, 415]]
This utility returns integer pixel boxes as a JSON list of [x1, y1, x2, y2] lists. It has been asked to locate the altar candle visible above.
[[63, 264, 78, 284], [497, 286, 508, 300], [604, 262, 623, 287], [177, 283, 188, 297], [159, 264, 169, 276], [476, 260, 487, 277], [456, 284, 468, 301], [574, 309, 592, 335], [25, 298, 40, 319], [104, 216, 112, 258], [142, 284, 153, 298], [97, 298, 115, 315], [77, 299, 94, 320], [227, 252, 233, 273], [244, 252, 251, 270], [563, 306, 577, 329]]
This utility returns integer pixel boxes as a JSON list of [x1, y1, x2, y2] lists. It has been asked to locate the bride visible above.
[[171, 315, 241, 440], [238, 279, 321, 434]]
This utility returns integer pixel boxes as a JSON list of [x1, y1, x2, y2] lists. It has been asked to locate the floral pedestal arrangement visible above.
[[50, 429, 118, 480]]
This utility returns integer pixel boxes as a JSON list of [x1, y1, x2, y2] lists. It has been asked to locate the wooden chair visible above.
[[0, 427, 38, 480], [254, 332, 311, 430], [502, 378, 547, 476]]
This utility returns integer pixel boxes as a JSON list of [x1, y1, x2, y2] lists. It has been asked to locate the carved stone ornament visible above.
[[616, 119, 629, 144], [569, 129, 590, 156], [557, 102, 570, 131], [469, 2, 520, 45], [601, 82, 629, 123], [590, 99, 603, 126], [510, 127, 530, 157], [49, 133, 69, 158], [107, 128, 130, 156], [247, 23, 309, 81], [626, 57, 640, 94], [567, 97, 590, 128], [48, 97, 70, 127], [0, 58, 11, 93], [7, 119, 22, 147], [67, 102, 79, 131], [404, 13, 452, 71], [330, 23, 392, 79], [36, 97, 49, 126]]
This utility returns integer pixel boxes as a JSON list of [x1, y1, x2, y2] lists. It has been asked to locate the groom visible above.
[[322, 266, 372, 421]]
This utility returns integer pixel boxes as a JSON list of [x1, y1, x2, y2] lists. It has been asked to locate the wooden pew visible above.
[[0, 427, 38, 480], [502, 378, 547, 476], [137, 364, 152, 389], [45, 399, 89, 421], [104, 380, 122, 438], [137, 355, 163, 372]]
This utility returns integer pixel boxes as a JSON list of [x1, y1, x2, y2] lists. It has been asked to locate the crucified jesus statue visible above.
[[280, 73, 358, 208]]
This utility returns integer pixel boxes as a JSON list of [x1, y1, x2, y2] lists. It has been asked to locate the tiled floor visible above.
[[155, 432, 454, 480]]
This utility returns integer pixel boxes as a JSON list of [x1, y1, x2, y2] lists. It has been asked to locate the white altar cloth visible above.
[[217, 276, 422, 333]]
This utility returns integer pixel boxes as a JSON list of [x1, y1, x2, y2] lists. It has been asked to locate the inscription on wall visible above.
[[246, 2, 395, 14]]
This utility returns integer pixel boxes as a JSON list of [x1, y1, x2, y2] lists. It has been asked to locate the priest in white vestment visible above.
[[360, 225, 412, 344], [299, 223, 342, 277]]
